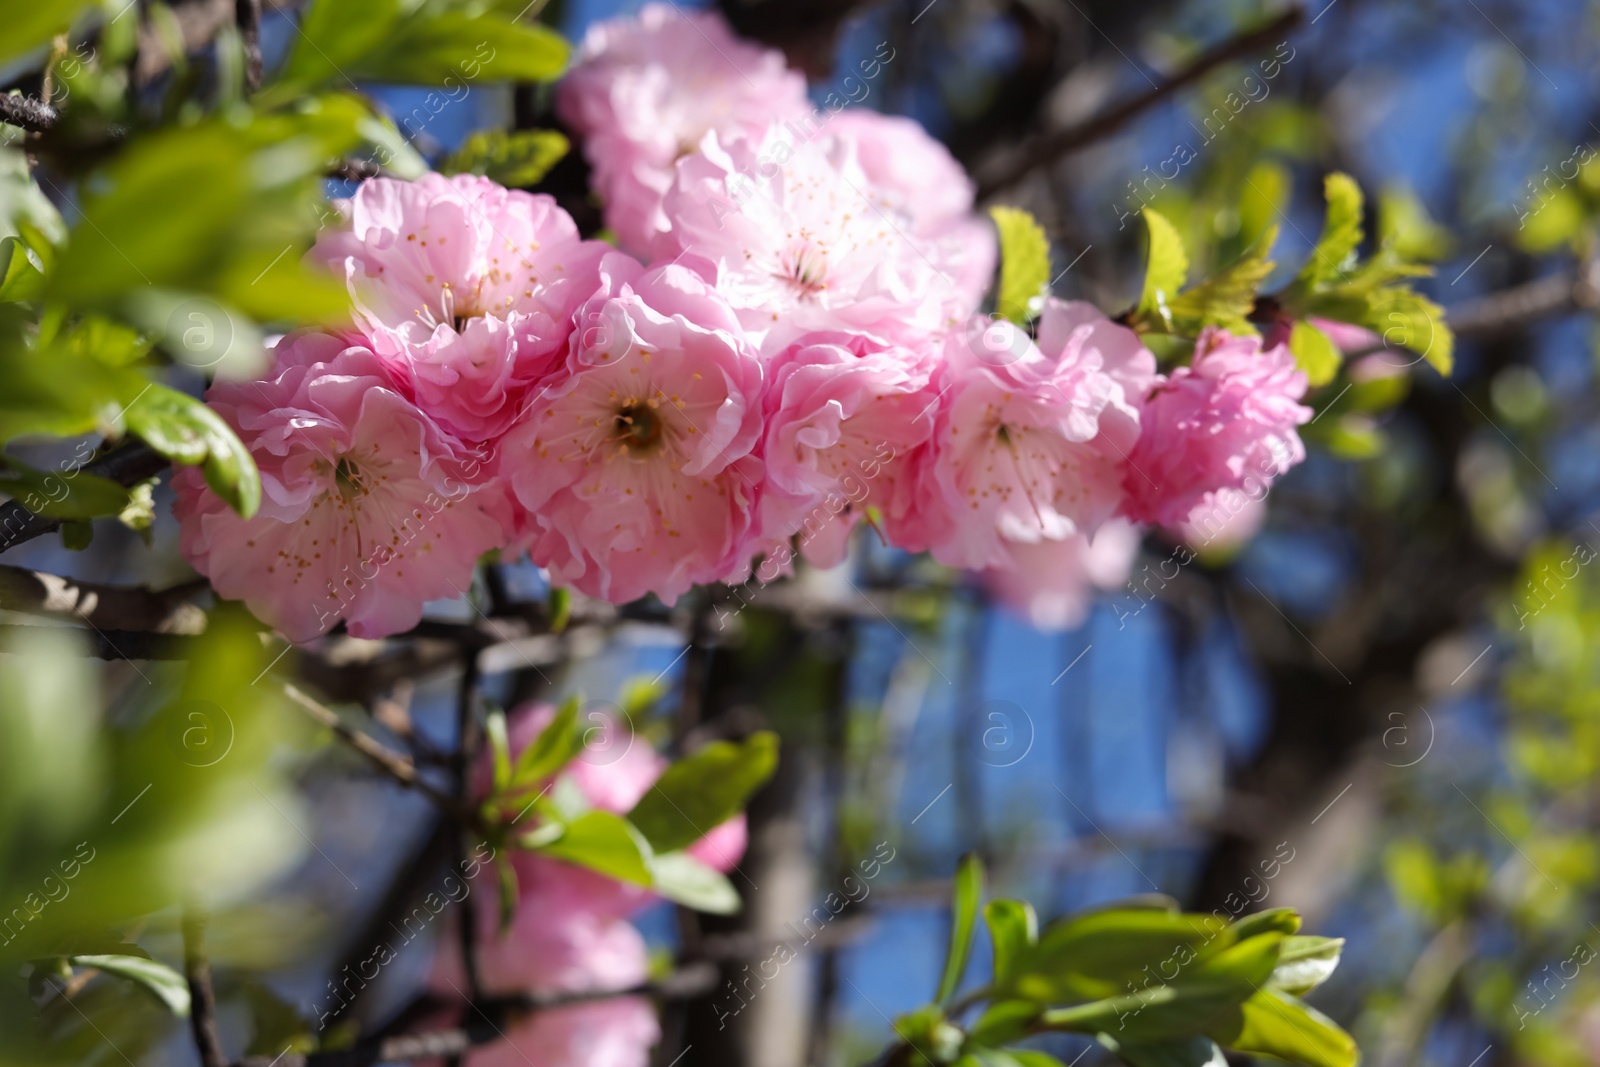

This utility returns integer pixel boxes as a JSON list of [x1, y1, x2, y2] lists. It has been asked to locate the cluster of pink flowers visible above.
[[428, 704, 746, 1067], [172, 3, 1312, 641]]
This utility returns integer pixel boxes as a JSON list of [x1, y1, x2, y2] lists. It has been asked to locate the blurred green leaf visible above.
[[1098, 1034, 1227, 1067], [1294, 173, 1364, 291], [0, 237, 44, 303], [626, 731, 778, 854], [0, 457, 130, 518], [985, 898, 1038, 990], [937, 853, 984, 1003], [1139, 209, 1189, 326], [486, 708, 512, 793], [1290, 321, 1341, 387], [1009, 908, 1228, 1003], [124, 385, 260, 518], [69, 955, 190, 1016], [442, 129, 570, 187], [648, 850, 740, 914], [990, 206, 1050, 324], [0, 4, 94, 67], [536, 810, 653, 886], [1379, 184, 1452, 262], [510, 695, 582, 788]]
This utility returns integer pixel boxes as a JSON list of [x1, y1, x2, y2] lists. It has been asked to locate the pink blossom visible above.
[[758, 331, 939, 568], [904, 302, 1155, 569], [1121, 327, 1311, 528], [313, 173, 608, 442], [660, 128, 955, 353], [828, 109, 996, 316], [498, 255, 765, 605], [1173, 487, 1267, 553], [982, 519, 1143, 631], [173, 333, 508, 643], [557, 3, 809, 254]]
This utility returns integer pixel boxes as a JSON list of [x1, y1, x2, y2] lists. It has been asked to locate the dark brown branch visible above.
[[231, 963, 720, 1067], [183, 907, 229, 1067], [0, 93, 59, 133], [284, 683, 473, 820], [974, 5, 1306, 200], [0, 442, 169, 555], [0, 566, 208, 633], [330, 158, 384, 182], [236, 0, 263, 94]]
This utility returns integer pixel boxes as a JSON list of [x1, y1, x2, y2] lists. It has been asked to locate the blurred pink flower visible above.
[[661, 128, 953, 353], [173, 333, 508, 643], [497, 256, 765, 604], [557, 2, 809, 254], [314, 173, 608, 442], [1121, 327, 1311, 528], [1172, 487, 1267, 553], [982, 518, 1143, 631], [904, 302, 1153, 569], [758, 331, 939, 568]]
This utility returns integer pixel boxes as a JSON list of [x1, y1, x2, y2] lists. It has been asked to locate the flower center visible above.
[[613, 403, 664, 456], [777, 240, 828, 298], [335, 457, 367, 500]]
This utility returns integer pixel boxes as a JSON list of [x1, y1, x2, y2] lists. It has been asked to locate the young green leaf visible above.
[[496, 857, 519, 933], [0, 237, 44, 303], [1295, 173, 1364, 290], [534, 810, 654, 886], [1204, 989, 1357, 1067], [968, 1000, 1043, 1048], [486, 707, 513, 793], [511, 695, 584, 788], [1289, 321, 1342, 387], [990, 206, 1051, 324], [1228, 908, 1301, 940], [648, 850, 741, 914], [984, 898, 1038, 990], [443, 130, 571, 188], [1138, 209, 1189, 325], [1165, 228, 1277, 336], [626, 731, 778, 854], [937, 853, 985, 1003], [125, 385, 261, 518], [0, 459, 131, 519], [69, 954, 192, 1016], [1008, 909, 1227, 1003], [1266, 936, 1344, 997]]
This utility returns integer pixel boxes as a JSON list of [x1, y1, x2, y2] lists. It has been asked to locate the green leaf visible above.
[[547, 586, 572, 633], [984, 898, 1038, 990], [0, 237, 44, 302], [510, 695, 583, 788], [0, 3, 95, 66], [1204, 989, 1358, 1067], [937, 852, 985, 1003], [1267, 936, 1344, 997], [1228, 908, 1301, 940], [486, 708, 512, 793], [626, 731, 778, 854], [990, 206, 1050, 324], [1289, 321, 1341, 388], [124, 385, 261, 518], [1007, 1053, 1068, 1067], [61, 518, 93, 550], [1040, 933, 1283, 1043], [969, 1000, 1043, 1047], [1379, 184, 1452, 262], [1165, 227, 1277, 336], [496, 857, 519, 933], [1008, 908, 1228, 1003], [1237, 162, 1291, 254], [648, 850, 741, 914], [0, 457, 131, 519], [1138, 209, 1188, 324], [70, 954, 192, 1016], [1098, 1034, 1227, 1067], [1366, 286, 1452, 376], [1295, 173, 1364, 290], [443, 129, 570, 188], [535, 809, 654, 886]]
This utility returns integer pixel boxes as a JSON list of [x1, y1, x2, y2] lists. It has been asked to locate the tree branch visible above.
[[183, 907, 230, 1067], [231, 963, 720, 1067], [0, 566, 208, 633], [236, 0, 263, 94], [1448, 255, 1600, 337], [974, 5, 1306, 200], [0, 93, 59, 133]]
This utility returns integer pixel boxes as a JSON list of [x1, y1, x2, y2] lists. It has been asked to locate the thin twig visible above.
[[1448, 254, 1600, 336], [0, 566, 208, 633], [236, 0, 263, 94], [283, 683, 473, 820], [975, 5, 1306, 199], [183, 907, 229, 1067]]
